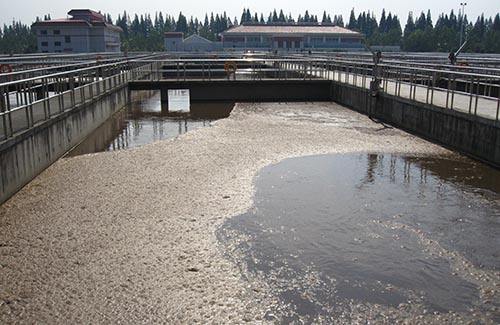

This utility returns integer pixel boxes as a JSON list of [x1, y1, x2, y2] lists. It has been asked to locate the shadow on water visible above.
[[218, 153, 500, 323], [67, 90, 234, 156]]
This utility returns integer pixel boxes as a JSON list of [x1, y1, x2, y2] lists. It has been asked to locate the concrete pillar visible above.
[[0, 90, 5, 112], [35, 87, 46, 101], [160, 89, 169, 113]]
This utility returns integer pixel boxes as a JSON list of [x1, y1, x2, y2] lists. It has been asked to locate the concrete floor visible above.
[[1, 102, 455, 323]]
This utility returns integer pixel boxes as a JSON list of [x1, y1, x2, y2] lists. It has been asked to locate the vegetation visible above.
[[0, 9, 499, 54]]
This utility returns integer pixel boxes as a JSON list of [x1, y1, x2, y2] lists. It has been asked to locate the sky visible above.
[[1, 0, 498, 25]]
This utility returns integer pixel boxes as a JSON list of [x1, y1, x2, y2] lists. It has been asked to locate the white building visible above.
[[221, 24, 364, 51], [164, 32, 184, 52], [164, 33, 221, 52], [32, 9, 122, 53]]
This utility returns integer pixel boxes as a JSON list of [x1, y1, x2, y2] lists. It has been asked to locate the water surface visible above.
[[219, 153, 500, 323], [68, 91, 234, 156]]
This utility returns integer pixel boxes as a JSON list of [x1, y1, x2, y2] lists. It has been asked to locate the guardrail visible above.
[[0, 52, 160, 73], [0, 53, 168, 83], [2, 54, 499, 143], [301, 51, 500, 68], [132, 58, 328, 81], [319, 59, 500, 121], [287, 53, 500, 77], [0, 60, 152, 141], [135, 57, 500, 121]]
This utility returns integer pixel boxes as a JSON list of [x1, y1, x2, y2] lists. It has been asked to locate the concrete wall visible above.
[[90, 27, 121, 53], [103, 28, 121, 52], [35, 26, 90, 53], [165, 37, 183, 51], [330, 81, 500, 168], [89, 27, 106, 52], [0, 87, 129, 204], [129, 80, 334, 102], [34, 25, 120, 53]]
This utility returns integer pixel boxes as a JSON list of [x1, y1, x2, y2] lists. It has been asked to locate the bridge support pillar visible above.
[[160, 89, 169, 113], [35, 87, 46, 101]]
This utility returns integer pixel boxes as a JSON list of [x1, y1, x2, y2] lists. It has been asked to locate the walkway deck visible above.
[[298, 65, 500, 121]]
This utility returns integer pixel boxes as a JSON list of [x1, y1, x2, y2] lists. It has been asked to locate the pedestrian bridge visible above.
[[1, 52, 500, 204]]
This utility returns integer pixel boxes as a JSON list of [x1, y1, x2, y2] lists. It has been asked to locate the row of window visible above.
[[225, 38, 361, 44], [40, 36, 71, 47], [40, 30, 60, 35], [246, 37, 260, 43]]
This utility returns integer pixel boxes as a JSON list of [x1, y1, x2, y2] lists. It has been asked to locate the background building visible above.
[[164, 32, 184, 52], [32, 9, 122, 53], [221, 24, 364, 51], [164, 33, 221, 52]]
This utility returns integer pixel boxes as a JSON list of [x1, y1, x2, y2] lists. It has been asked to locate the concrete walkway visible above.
[[285, 63, 500, 121], [320, 68, 499, 121]]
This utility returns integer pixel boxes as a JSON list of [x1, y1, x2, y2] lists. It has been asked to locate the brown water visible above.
[[68, 91, 234, 156], [218, 153, 500, 323]]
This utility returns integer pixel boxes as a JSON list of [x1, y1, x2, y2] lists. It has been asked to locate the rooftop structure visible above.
[[32, 9, 122, 53], [221, 24, 364, 51], [164, 33, 221, 52]]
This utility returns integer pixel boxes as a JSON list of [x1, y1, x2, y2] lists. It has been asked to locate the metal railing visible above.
[[0, 60, 152, 141], [130, 57, 500, 122], [299, 51, 500, 68], [163, 56, 499, 121], [315, 58, 500, 121], [2, 53, 499, 143], [132, 58, 330, 82], [0, 52, 159, 73]]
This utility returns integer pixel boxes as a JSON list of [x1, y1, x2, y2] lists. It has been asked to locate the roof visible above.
[[222, 24, 362, 36], [183, 34, 213, 44], [68, 9, 105, 22], [32, 19, 122, 32], [31, 9, 122, 32], [32, 19, 92, 28]]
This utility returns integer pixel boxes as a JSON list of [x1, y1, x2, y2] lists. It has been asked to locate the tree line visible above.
[[0, 8, 499, 53]]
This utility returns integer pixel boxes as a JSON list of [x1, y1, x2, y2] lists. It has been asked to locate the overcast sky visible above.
[[1, 0, 498, 25]]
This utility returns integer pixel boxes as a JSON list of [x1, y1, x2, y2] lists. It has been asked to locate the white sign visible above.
[[168, 89, 190, 112]]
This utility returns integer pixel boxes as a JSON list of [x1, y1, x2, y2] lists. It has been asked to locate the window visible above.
[[40, 30, 47, 35], [41, 41, 48, 46], [341, 38, 361, 43], [54, 41, 61, 46], [65, 36, 71, 43], [246, 36, 260, 43], [53, 30, 60, 35]]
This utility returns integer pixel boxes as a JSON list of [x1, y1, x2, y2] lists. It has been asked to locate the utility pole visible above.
[[460, 2, 467, 46]]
